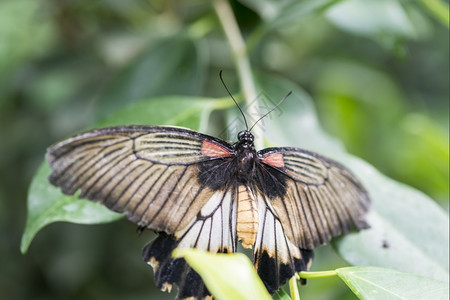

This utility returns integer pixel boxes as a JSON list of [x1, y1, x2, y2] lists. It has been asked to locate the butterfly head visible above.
[[236, 130, 256, 157], [237, 130, 254, 145]]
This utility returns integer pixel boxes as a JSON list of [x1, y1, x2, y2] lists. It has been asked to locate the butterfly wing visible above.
[[46, 125, 238, 298], [252, 187, 314, 294], [143, 183, 238, 299], [46, 125, 235, 233], [257, 147, 370, 250], [251, 147, 370, 292]]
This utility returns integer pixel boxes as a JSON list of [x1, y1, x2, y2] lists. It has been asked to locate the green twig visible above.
[[289, 276, 301, 300], [299, 270, 338, 279], [213, 0, 262, 148]]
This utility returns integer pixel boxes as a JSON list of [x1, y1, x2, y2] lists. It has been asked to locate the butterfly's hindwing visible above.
[[143, 186, 238, 299], [175, 185, 238, 253], [252, 190, 313, 294], [142, 234, 210, 299]]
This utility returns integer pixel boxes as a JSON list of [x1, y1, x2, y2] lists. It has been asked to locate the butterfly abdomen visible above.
[[237, 185, 259, 249]]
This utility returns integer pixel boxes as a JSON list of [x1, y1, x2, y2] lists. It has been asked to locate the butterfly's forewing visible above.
[[46, 126, 235, 233], [46, 125, 238, 298], [257, 147, 370, 250]]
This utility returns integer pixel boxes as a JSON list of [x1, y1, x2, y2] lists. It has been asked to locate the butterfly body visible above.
[[236, 183, 259, 249], [46, 125, 370, 299]]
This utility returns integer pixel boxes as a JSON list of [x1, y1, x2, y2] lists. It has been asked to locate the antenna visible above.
[[248, 91, 292, 132], [219, 70, 249, 131]]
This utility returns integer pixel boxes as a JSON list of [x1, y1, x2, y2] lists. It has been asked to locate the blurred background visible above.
[[1, 0, 448, 299]]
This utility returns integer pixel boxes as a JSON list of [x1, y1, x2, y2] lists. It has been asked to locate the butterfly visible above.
[[46, 79, 370, 299]]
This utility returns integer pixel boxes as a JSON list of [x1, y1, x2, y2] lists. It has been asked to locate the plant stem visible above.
[[213, 0, 262, 148], [289, 276, 301, 300], [299, 270, 338, 279], [419, 0, 449, 28]]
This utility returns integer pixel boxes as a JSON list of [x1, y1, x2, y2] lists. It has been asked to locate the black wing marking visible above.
[[258, 147, 370, 250]]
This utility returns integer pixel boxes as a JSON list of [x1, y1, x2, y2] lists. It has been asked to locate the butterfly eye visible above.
[[237, 130, 246, 140]]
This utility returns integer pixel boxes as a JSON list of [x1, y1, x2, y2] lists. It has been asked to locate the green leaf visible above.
[[94, 35, 207, 119], [336, 266, 449, 300], [326, 0, 416, 38], [238, 0, 341, 26], [95, 96, 224, 130], [20, 163, 123, 254], [174, 249, 272, 300], [253, 73, 449, 282], [273, 288, 292, 300], [21, 96, 226, 253], [315, 60, 449, 201]]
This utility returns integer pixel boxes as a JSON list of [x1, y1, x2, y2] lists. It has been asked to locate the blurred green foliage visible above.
[[1, 0, 448, 299]]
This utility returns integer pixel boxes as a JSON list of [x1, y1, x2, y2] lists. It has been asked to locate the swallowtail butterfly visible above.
[[46, 75, 370, 299]]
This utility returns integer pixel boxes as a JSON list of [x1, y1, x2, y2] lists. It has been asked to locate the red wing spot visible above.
[[262, 153, 285, 168], [201, 140, 231, 158]]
